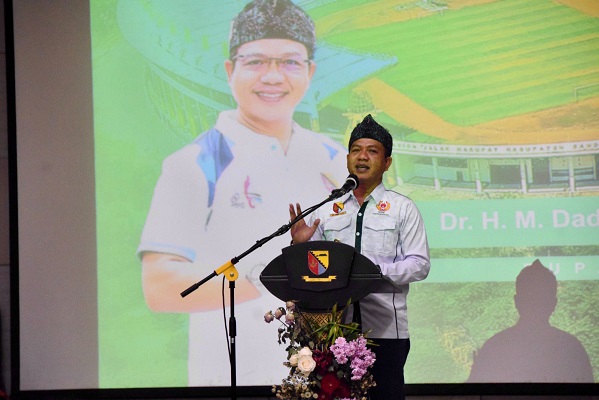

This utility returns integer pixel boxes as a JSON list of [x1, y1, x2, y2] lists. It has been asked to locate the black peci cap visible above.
[[348, 114, 393, 157], [229, 0, 316, 59]]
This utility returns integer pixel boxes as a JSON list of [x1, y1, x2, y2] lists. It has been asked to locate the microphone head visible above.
[[347, 174, 359, 190]]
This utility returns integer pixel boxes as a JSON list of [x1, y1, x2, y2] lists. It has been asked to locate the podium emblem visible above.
[[308, 250, 329, 275], [263, 241, 388, 307]]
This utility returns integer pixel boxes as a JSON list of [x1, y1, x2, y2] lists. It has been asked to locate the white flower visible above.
[[297, 354, 316, 375], [288, 353, 299, 366], [298, 347, 312, 357]]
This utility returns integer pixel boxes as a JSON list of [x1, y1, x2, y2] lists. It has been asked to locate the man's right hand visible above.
[[289, 203, 320, 244]]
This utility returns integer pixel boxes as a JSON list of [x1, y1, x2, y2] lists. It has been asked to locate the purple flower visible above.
[[330, 336, 376, 381], [330, 337, 349, 364]]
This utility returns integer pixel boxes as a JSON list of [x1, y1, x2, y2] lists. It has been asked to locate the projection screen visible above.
[[11, 0, 599, 395]]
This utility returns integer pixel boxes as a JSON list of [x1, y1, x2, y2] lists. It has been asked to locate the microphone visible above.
[[330, 174, 359, 199]]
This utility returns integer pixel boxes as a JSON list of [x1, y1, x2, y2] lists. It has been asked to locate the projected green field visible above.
[[322, 0, 599, 126]]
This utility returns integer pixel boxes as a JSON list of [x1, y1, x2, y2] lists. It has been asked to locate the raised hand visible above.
[[288, 203, 320, 244]]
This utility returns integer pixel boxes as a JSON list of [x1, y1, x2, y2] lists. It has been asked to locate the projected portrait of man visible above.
[[136, 0, 348, 386], [467, 259, 593, 383]]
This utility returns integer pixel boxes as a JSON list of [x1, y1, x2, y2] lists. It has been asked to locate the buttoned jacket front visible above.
[[308, 182, 430, 338]]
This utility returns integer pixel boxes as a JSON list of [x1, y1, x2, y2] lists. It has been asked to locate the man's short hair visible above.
[[348, 114, 393, 157], [229, 0, 316, 59]]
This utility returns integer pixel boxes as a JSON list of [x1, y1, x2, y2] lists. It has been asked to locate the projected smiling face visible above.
[[224, 38, 316, 135]]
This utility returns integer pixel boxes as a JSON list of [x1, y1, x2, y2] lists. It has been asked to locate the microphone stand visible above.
[[180, 188, 349, 399]]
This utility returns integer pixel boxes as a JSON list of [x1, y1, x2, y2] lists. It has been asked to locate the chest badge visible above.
[[333, 202, 344, 214], [376, 200, 391, 212]]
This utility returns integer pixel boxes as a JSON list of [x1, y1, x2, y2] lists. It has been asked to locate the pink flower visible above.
[[285, 312, 295, 324], [274, 307, 286, 319], [264, 311, 274, 323], [330, 337, 349, 363], [330, 336, 376, 380]]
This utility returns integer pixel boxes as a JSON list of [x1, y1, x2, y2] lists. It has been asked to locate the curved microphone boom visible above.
[[330, 174, 359, 199]]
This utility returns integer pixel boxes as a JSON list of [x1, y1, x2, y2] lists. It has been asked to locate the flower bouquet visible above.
[[264, 301, 376, 400]]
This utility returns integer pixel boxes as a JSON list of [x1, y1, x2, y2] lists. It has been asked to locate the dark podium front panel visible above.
[[260, 241, 399, 312]]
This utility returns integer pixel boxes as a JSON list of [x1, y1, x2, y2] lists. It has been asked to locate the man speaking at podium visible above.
[[290, 115, 431, 400]]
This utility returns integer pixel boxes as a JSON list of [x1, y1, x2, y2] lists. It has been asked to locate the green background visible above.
[[92, 0, 599, 387]]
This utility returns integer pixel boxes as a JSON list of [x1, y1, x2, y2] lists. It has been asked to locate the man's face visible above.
[[347, 138, 392, 187], [224, 39, 316, 130]]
